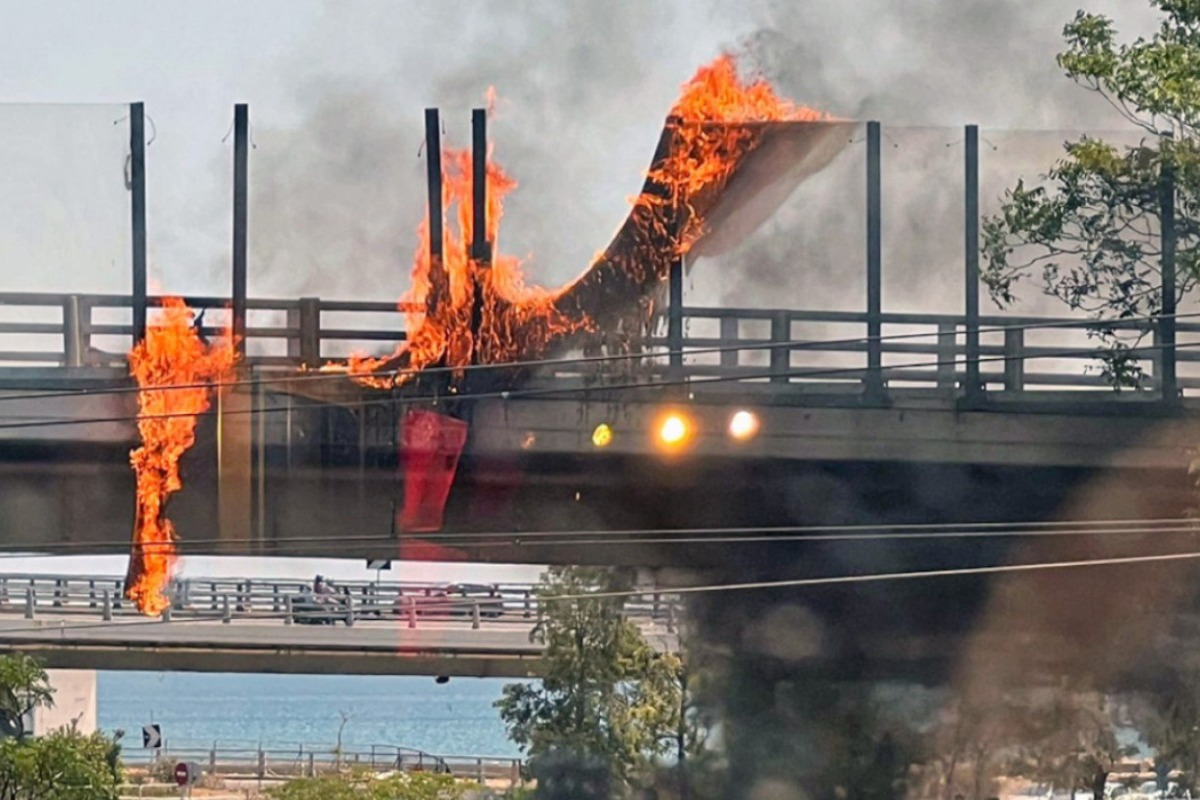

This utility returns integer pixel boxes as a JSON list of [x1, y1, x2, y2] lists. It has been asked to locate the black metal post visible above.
[[471, 109, 489, 263], [668, 258, 684, 375], [232, 104, 249, 356], [864, 121, 884, 402], [1161, 142, 1178, 403], [964, 124, 982, 401], [424, 109, 444, 318], [129, 102, 147, 343]]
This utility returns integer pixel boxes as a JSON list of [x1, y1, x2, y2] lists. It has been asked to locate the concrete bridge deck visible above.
[[0, 572, 679, 676]]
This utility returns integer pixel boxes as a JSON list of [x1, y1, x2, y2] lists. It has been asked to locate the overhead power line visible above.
[[0, 517, 1196, 558]]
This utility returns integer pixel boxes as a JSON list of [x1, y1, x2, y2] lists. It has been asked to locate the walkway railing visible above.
[[3, 291, 1199, 402], [0, 573, 681, 631], [122, 739, 522, 785]]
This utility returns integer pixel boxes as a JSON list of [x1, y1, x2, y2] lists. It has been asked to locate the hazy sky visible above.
[[0, 0, 1160, 581]]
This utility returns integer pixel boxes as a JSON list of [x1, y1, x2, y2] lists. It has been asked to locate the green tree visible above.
[[495, 567, 684, 794], [0, 655, 123, 800], [981, 0, 1200, 385], [0, 729, 122, 800], [267, 770, 469, 800], [0, 654, 53, 741], [1010, 690, 1135, 800]]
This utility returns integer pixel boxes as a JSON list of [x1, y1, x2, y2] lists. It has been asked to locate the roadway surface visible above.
[[0, 613, 544, 676]]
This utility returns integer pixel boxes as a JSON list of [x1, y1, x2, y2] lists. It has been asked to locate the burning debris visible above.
[[340, 53, 840, 389], [126, 298, 237, 614], [122, 53, 844, 612]]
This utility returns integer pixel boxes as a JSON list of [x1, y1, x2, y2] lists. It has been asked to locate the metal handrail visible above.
[[3, 290, 1198, 399], [0, 572, 680, 629]]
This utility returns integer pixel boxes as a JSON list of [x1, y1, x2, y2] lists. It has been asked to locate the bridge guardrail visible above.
[[3, 291, 1199, 401], [0, 573, 680, 632], [122, 740, 522, 784]]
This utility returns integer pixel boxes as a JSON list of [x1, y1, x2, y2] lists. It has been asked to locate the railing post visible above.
[[864, 120, 885, 403], [130, 102, 147, 344], [407, 596, 417, 629], [62, 295, 86, 368], [24, 587, 35, 619], [1160, 139, 1178, 404], [52, 579, 65, 608], [936, 322, 956, 392], [964, 124, 983, 402], [666, 602, 676, 634], [769, 312, 790, 383], [345, 596, 355, 627], [284, 594, 294, 625], [288, 297, 321, 367], [472, 601, 481, 630], [719, 316, 739, 369], [102, 590, 113, 621], [161, 603, 171, 623], [523, 590, 532, 620], [88, 579, 97, 609], [668, 257, 684, 379], [1003, 328, 1025, 393], [222, 595, 232, 624], [0, 577, 8, 606]]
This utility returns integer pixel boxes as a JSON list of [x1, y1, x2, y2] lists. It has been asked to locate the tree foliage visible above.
[[0, 654, 54, 741], [0, 729, 122, 800], [495, 566, 684, 793], [0, 655, 123, 800], [981, 0, 1200, 385], [1008, 690, 1136, 800], [266, 770, 469, 800]]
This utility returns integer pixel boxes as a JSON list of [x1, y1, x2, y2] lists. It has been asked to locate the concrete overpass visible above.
[[0, 573, 679, 677]]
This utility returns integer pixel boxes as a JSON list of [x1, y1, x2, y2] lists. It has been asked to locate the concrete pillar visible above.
[[30, 670, 97, 735], [217, 383, 254, 554]]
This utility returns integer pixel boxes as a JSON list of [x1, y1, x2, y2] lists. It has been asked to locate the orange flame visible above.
[[645, 52, 827, 255], [127, 298, 237, 615], [338, 53, 823, 386]]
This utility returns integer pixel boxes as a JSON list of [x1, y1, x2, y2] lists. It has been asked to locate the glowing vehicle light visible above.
[[657, 413, 691, 448], [592, 423, 613, 448], [728, 410, 760, 441]]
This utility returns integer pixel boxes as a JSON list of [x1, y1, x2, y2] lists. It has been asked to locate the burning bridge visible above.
[[3, 83, 1200, 680]]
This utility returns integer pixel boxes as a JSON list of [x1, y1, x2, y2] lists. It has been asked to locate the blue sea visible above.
[[98, 672, 523, 758]]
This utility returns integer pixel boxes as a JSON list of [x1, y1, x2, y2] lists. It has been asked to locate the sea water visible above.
[[99, 672, 523, 758]]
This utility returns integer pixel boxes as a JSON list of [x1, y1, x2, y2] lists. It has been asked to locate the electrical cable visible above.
[[0, 518, 1197, 558], [7, 547, 1200, 634]]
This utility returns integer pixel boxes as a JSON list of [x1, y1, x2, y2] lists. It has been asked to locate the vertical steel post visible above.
[[129, 102, 147, 343], [425, 109, 444, 315], [865, 121, 884, 402], [964, 124, 982, 401], [471, 109, 489, 263], [1161, 143, 1178, 404], [232, 104, 249, 356], [668, 258, 684, 376]]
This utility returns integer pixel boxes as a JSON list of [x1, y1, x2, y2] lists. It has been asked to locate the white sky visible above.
[[0, 0, 1160, 581]]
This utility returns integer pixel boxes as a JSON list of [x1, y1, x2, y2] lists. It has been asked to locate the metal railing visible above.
[[0, 573, 681, 631], [2, 291, 1199, 402], [122, 740, 522, 785]]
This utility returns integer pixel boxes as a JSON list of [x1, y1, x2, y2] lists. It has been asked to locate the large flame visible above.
[[338, 52, 824, 389], [126, 298, 237, 614]]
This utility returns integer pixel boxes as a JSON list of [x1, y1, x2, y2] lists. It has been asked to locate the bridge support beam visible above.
[[217, 385, 254, 553], [964, 124, 983, 402], [232, 104, 249, 357], [864, 121, 885, 404], [129, 102, 147, 344]]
